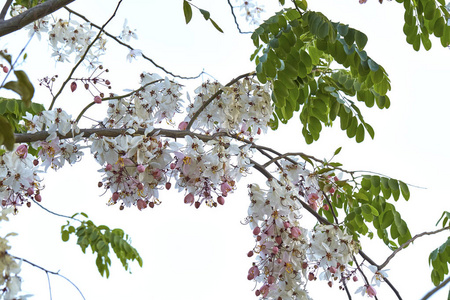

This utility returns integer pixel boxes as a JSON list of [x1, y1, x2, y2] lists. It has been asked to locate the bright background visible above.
[[1, 0, 449, 299]]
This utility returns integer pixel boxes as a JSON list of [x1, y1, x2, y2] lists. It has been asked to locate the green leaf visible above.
[[61, 230, 70, 242], [381, 210, 394, 229], [399, 181, 410, 200], [355, 30, 368, 49], [356, 123, 365, 143], [3, 71, 35, 108], [199, 9, 210, 20], [0, 116, 14, 151], [334, 146, 342, 155], [183, 0, 193, 24]]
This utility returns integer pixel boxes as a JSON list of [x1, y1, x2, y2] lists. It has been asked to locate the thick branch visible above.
[[0, 0, 75, 37], [379, 226, 450, 270]]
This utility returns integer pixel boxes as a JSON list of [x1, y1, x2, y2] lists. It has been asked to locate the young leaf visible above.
[[199, 9, 210, 20], [210, 19, 224, 33], [183, 0, 193, 24]]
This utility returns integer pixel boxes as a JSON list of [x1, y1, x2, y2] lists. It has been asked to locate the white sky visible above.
[[1, 0, 449, 299]]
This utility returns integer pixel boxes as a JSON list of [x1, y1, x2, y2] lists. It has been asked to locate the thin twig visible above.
[[11, 255, 86, 300], [384, 277, 403, 300], [226, 0, 252, 34], [46, 271, 52, 300], [421, 276, 450, 300], [0, 0, 12, 20], [32, 199, 82, 222], [353, 255, 380, 300], [186, 71, 255, 131], [379, 226, 450, 270], [64, 6, 203, 80], [323, 193, 339, 224], [49, 0, 123, 110], [342, 279, 352, 300]]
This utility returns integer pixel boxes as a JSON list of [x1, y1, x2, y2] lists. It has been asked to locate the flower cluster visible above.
[[246, 170, 360, 299], [235, 0, 264, 26], [185, 78, 272, 138], [0, 146, 41, 209], [22, 108, 83, 171]]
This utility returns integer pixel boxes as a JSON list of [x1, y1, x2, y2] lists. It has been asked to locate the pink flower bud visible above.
[[247, 251, 253, 257], [15, 144, 28, 158], [178, 121, 188, 130], [257, 127, 262, 135], [149, 202, 155, 208], [329, 266, 337, 273], [170, 163, 176, 169], [308, 273, 315, 281], [35, 194, 42, 202], [328, 281, 333, 288], [329, 187, 335, 194], [105, 164, 113, 171], [217, 196, 225, 205], [221, 182, 232, 196], [70, 81, 77, 92], [323, 204, 330, 211], [367, 286, 377, 297], [136, 164, 145, 173], [291, 226, 302, 238], [253, 226, 261, 235], [112, 192, 120, 201], [195, 201, 200, 209], [137, 199, 147, 210], [33, 159, 39, 166], [272, 246, 279, 254], [275, 235, 282, 244], [27, 187, 34, 196], [2, 66, 8, 73], [302, 262, 308, 269], [94, 96, 102, 104], [165, 182, 171, 190], [268, 275, 275, 284], [353, 276, 358, 282], [184, 193, 194, 204], [137, 183, 144, 190]]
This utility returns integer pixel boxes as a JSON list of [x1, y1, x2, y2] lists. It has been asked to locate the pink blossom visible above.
[[367, 286, 377, 297], [178, 121, 188, 130], [217, 196, 225, 205], [221, 182, 232, 196], [137, 199, 147, 210], [94, 96, 102, 104], [291, 226, 301, 238], [16, 144, 28, 159], [184, 193, 194, 204]]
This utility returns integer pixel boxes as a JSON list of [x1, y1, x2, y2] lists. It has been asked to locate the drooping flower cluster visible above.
[[185, 78, 272, 138], [0, 146, 41, 209], [235, 0, 264, 26], [245, 169, 360, 299]]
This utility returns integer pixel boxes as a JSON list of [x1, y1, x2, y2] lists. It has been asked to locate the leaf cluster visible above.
[[399, 0, 450, 50], [182, 0, 223, 33], [428, 211, 450, 286], [250, 7, 390, 144], [61, 213, 143, 278]]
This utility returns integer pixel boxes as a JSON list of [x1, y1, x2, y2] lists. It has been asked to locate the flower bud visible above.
[[184, 193, 194, 204], [178, 121, 188, 130], [112, 192, 120, 201], [137, 164, 145, 173], [165, 182, 171, 190], [367, 286, 377, 297], [253, 226, 261, 235], [2, 66, 8, 73], [217, 196, 225, 205], [94, 96, 102, 104], [35, 194, 42, 202], [308, 273, 315, 281], [70, 81, 77, 92], [105, 164, 113, 171], [275, 235, 282, 244], [272, 246, 279, 254], [247, 251, 253, 257], [137, 199, 147, 210]]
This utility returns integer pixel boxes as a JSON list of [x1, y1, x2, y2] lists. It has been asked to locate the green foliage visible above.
[[0, 97, 44, 151], [251, 7, 390, 144], [61, 213, 143, 278], [429, 236, 450, 286], [182, 1, 223, 33], [12, 0, 47, 9], [428, 211, 450, 286], [397, 0, 450, 50]]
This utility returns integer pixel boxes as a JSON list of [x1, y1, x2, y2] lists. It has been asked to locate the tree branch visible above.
[[226, 0, 252, 34], [32, 199, 83, 222], [421, 276, 450, 300], [49, 0, 123, 110], [0, 0, 75, 37], [378, 226, 450, 270], [10, 255, 86, 300], [0, 0, 13, 20], [64, 6, 204, 80]]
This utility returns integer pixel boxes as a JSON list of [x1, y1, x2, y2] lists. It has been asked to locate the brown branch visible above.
[[379, 226, 450, 270], [226, 0, 252, 34], [185, 71, 255, 131], [421, 276, 450, 300], [0, 0, 13, 20], [0, 0, 75, 37], [49, 0, 123, 110], [64, 6, 203, 80]]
